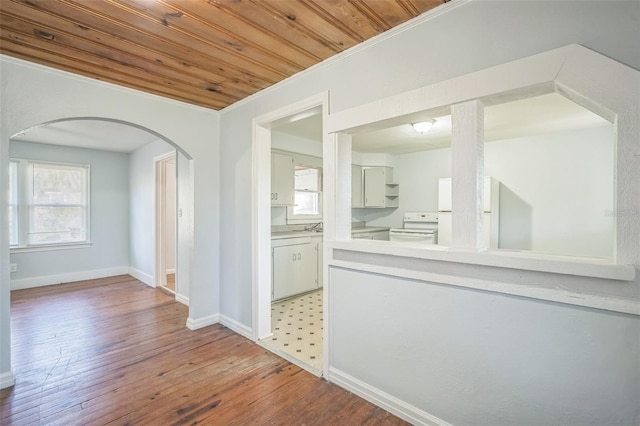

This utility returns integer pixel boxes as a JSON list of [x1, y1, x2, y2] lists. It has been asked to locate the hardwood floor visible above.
[[0, 275, 408, 425], [166, 273, 176, 292]]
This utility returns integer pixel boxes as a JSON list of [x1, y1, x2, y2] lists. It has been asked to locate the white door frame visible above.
[[154, 151, 177, 291], [251, 93, 329, 351]]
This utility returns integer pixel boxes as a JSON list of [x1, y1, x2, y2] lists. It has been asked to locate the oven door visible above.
[[389, 229, 436, 244]]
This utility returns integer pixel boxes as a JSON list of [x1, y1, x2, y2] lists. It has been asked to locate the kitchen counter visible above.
[[271, 226, 390, 240]]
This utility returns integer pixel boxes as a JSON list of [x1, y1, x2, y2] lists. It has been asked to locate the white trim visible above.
[[10, 266, 129, 290], [186, 313, 220, 330], [175, 293, 189, 306], [0, 369, 15, 389], [330, 242, 635, 282], [252, 92, 329, 342], [328, 367, 452, 426], [219, 314, 253, 340], [327, 43, 640, 275], [128, 267, 154, 287], [10, 243, 92, 254], [330, 258, 639, 316], [165, 268, 176, 274], [221, 0, 469, 114], [257, 340, 322, 377]]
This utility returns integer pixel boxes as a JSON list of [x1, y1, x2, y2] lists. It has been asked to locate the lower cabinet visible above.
[[272, 236, 322, 301]]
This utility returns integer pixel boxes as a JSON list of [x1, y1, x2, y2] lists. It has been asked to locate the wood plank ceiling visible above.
[[0, 0, 445, 110]]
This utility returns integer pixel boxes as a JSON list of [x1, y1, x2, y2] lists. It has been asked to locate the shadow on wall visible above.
[[498, 183, 533, 251]]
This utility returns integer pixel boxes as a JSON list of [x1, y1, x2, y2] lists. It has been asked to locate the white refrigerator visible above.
[[437, 177, 500, 248]]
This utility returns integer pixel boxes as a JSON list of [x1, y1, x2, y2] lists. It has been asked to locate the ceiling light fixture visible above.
[[412, 119, 436, 133]]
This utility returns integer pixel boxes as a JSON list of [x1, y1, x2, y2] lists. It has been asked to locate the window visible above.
[[288, 166, 322, 222], [10, 159, 90, 248]]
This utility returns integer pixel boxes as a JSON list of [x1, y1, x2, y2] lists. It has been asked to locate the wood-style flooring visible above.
[[0, 275, 408, 425], [166, 273, 175, 292]]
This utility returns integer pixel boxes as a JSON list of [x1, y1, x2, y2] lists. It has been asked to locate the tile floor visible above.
[[262, 289, 323, 374]]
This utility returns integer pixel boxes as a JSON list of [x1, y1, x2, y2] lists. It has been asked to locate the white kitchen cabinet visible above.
[[272, 239, 317, 300], [271, 152, 294, 206], [363, 166, 399, 208], [352, 164, 364, 207]]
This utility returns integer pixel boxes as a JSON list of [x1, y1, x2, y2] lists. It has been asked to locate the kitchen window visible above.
[[288, 166, 322, 222], [10, 159, 90, 250]]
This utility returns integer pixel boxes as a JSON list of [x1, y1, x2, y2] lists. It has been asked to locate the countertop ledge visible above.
[[328, 240, 637, 282], [271, 227, 390, 240]]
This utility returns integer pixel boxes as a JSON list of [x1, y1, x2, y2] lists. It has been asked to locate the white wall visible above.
[[129, 139, 175, 283], [219, 1, 640, 424], [1, 55, 220, 384], [485, 125, 614, 258], [374, 124, 614, 258], [272, 130, 323, 158], [330, 267, 640, 426], [9, 141, 130, 288]]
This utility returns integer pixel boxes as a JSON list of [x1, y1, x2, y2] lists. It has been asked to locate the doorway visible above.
[[155, 152, 177, 293], [252, 93, 329, 376]]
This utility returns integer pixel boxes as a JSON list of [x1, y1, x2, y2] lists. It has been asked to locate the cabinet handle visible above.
[[297, 253, 301, 260], [275, 192, 278, 200], [292, 253, 296, 261]]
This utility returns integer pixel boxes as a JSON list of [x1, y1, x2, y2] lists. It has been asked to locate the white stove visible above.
[[389, 212, 438, 244]]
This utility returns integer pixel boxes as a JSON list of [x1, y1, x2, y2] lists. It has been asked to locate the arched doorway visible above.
[[8, 117, 194, 303]]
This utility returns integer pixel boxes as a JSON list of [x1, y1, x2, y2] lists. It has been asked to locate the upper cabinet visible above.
[[271, 152, 294, 206], [363, 166, 399, 208]]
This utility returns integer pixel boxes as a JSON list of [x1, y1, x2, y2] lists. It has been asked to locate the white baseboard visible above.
[[219, 314, 253, 340], [128, 267, 154, 287], [175, 293, 189, 306], [166, 268, 176, 274], [328, 367, 452, 426], [0, 369, 15, 389], [10, 266, 130, 290], [186, 313, 220, 330]]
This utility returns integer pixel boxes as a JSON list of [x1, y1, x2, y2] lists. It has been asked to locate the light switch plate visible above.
[[10, 264, 17, 273]]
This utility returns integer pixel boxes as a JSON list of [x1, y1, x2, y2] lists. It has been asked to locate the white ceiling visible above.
[[11, 119, 161, 153], [275, 93, 611, 155]]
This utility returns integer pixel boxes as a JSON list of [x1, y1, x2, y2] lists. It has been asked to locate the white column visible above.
[[451, 100, 485, 250], [323, 132, 352, 242]]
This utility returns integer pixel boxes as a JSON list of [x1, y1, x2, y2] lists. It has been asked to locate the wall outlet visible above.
[[10, 264, 17, 273]]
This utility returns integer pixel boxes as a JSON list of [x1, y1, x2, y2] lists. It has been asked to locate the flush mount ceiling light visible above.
[[412, 119, 436, 133]]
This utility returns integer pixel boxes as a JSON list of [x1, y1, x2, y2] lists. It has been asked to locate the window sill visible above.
[[330, 240, 635, 282], [10, 242, 92, 254]]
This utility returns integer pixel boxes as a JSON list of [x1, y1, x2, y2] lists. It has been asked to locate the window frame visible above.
[[287, 165, 323, 223], [10, 158, 91, 252]]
